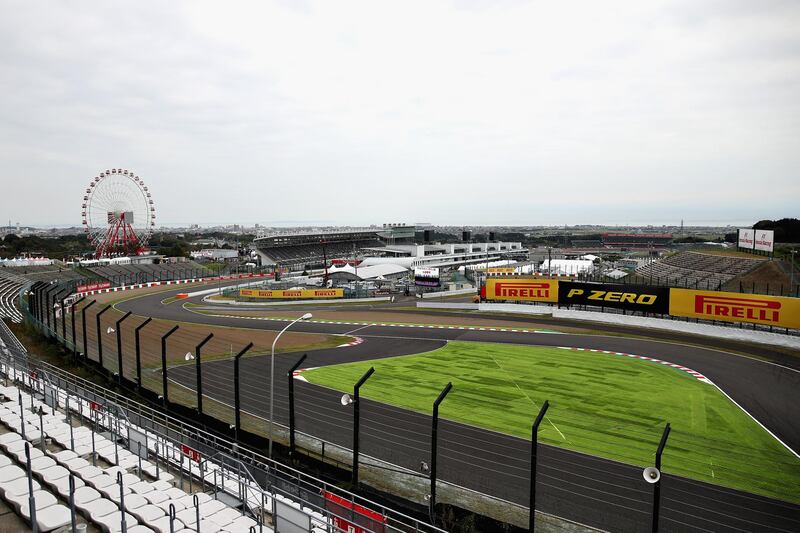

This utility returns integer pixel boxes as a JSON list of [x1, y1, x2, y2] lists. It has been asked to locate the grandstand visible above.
[[254, 229, 385, 269], [0, 270, 25, 323], [635, 250, 765, 288], [88, 261, 212, 285], [0, 264, 83, 284], [603, 232, 673, 247]]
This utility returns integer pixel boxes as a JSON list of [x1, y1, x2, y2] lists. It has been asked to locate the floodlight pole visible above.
[[429, 382, 453, 514], [70, 297, 86, 359], [651, 423, 671, 533], [233, 342, 254, 441], [529, 400, 550, 532], [81, 300, 97, 361], [287, 353, 307, 459], [95, 304, 112, 366], [194, 333, 214, 415], [115, 311, 133, 383], [134, 317, 153, 389], [352, 366, 375, 487], [161, 325, 180, 405]]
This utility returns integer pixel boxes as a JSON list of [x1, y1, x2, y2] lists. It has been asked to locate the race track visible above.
[[115, 284, 800, 532]]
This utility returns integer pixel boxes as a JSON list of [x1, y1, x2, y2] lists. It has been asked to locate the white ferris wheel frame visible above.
[[81, 168, 156, 256]]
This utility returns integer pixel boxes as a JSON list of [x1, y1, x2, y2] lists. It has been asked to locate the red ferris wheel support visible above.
[[94, 212, 144, 259]]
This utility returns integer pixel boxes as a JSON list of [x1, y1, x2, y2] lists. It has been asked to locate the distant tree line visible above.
[[753, 218, 800, 242]]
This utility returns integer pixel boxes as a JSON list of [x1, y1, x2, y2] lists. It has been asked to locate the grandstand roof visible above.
[[255, 228, 378, 241]]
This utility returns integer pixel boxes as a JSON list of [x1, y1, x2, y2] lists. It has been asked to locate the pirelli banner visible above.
[[484, 279, 559, 303], [669, 289, 800, 329], [559, 282, 670, 314], [240, 288, 344, 299]]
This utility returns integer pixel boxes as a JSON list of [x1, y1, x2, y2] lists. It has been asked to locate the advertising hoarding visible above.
[[754, 229, 775, 252], [77, 281, 112, 293], [558, 282, 670, 314], [323, 491, 386, 533], [738, 229, 755, 249], [239, 288, 343, 299], [669, 289, 800, 329], [484, 279, 559, 303]]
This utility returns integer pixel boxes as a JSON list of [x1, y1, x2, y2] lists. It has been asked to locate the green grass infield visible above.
[[301, 341, 800, 503]]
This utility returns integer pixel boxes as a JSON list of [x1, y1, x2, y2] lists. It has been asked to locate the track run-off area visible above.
[[106, 281, 800, 532]]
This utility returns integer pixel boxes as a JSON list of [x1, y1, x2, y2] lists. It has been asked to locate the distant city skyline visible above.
[[2, 1, 798, 227]]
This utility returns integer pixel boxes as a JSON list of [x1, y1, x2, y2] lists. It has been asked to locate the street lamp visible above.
[[268, 312, 312, 458]]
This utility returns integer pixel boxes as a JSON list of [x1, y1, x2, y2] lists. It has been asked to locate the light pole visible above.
[[341, 367, 375, 487], [791, 250, 798, 297], [269, 312, 312, 458]]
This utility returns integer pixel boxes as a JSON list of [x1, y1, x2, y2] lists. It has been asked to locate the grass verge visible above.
[[302, 341, 800, 503]]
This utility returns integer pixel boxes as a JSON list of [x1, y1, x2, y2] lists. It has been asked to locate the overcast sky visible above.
[[1, 0, 798, 228]]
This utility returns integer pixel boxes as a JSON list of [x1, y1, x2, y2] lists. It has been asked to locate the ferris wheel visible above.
[[81, 168, 156, 258]]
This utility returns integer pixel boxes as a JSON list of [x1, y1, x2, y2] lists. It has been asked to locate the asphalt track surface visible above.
[[116, 285, 800, 532]]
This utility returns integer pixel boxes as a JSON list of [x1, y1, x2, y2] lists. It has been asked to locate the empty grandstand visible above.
[[87, 261, 212, 285], [603, 232, 673, 247], [0, 270, 25, 323], [635, 250, 765, 288], [254, 229, 385, 269]]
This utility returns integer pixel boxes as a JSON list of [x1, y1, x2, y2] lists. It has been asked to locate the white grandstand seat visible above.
[[128, 526, 156, 533], [9, 488, 57, 514], [149, 515, 184, 533], [1, 475, 41, 502], [85, 497, 119, 522], [73, 485, 102, 512], [93, 510, 139, 533]]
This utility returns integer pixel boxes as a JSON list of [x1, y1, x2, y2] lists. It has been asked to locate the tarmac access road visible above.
[[116, 284, 800, 533]]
